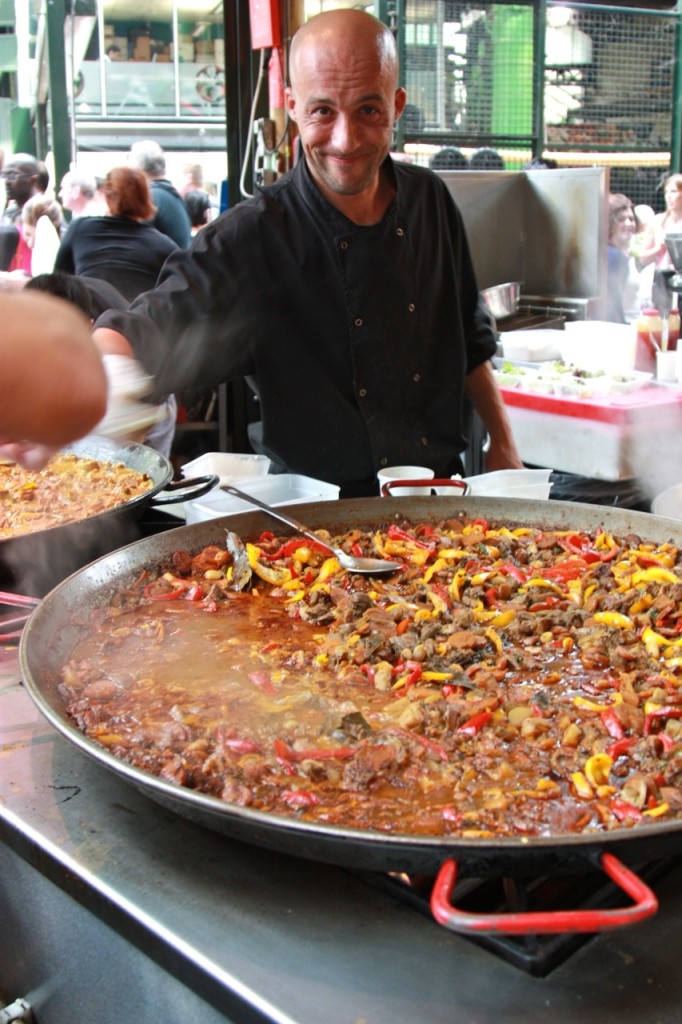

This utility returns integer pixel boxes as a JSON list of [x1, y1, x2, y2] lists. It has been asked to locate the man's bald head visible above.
[[289, 9, 399, 91]]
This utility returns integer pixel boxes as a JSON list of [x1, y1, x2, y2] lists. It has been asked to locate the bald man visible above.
[[94, 9, 521, 496]]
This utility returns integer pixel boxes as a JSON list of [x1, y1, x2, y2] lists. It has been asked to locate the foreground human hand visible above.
[[0, 441, 56, 470], [1, 292, 107, 446]]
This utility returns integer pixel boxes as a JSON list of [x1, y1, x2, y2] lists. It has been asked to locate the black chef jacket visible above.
[[96, 157, 497, 496]]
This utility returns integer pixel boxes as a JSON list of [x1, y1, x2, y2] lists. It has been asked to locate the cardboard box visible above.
[[176, 42, 195, 62], [133, 37, 152, 61]]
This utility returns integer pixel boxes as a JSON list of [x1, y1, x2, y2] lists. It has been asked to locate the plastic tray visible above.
[[186, 474, 340, 524]]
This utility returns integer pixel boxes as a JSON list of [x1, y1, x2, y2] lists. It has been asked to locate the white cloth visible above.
[[30, 216, 61, 276]]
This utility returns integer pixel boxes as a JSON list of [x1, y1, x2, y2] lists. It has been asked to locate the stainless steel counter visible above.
[[2, 644, 682, 1024]]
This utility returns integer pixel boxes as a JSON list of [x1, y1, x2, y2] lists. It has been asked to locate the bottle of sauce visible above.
[[635, 308, 662, 372]]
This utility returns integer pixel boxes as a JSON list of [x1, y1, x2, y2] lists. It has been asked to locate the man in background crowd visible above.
[[59, 170, 107, 218], [129, 140, 191, 247]]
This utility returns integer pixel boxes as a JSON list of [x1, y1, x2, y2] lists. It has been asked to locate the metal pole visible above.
[[533, 0, 547, 159], [671, 9, 682, 172], [46, 0, 72, 188]]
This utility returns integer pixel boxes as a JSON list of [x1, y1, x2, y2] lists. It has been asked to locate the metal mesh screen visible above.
[[399, 1, 678, 209]]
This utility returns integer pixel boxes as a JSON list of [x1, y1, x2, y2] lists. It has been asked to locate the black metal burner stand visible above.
[[352, 859, 677, 977]]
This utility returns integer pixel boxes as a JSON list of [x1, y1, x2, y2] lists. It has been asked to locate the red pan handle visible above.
[[381, 478, 470, 497], [430, 853, 659, 934]]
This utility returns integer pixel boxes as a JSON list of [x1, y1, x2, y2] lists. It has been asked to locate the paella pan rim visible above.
[[18, 494, 682, 875]]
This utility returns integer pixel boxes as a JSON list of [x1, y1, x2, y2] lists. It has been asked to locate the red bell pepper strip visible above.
[[359, 663, 376, 684], [222, 736, 262, 754], [541, 558, 589, 582], [249, 670, 278, 695], [610, 798, 643, 822], [274, 738, 355, 761], [529, 595, 561, 612], [497, 562, 531, 584], [264, 537, 330, 560], [607, 737, 635, 760], [600, 707, 625, 740], [281, 790, 320, 808], [457, 710, 493, 736], [644, 707, 682, 736], [386, 524, 434, 549]]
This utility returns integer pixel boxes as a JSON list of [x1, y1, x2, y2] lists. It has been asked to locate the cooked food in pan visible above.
[[58, 514, 682, 839], [0, 451, 153, 539]]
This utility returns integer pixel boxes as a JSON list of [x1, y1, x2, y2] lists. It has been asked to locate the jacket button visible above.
[[340, 240, 348, 250], [408, 303, 415, 313], [396, 227, 404, 237], [354, 317, 363, 327], [421, 436, 429, 446], [359, 388, 367, 398], [413, 373, 421, 383], [380, 457, 388, 466]]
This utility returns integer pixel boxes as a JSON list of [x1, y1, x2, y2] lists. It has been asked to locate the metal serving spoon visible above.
[[220, 485, 403, 576]]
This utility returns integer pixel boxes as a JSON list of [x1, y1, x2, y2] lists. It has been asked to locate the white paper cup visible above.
[[377, 465, 434, 496], [656, 350, 678, 382]]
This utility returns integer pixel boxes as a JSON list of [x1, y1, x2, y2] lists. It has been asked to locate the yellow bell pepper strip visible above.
[[584, 753, 613, 788], [316, 556, 341, 582], [246, 543, 293, 585], [592, 611, 635, 630], [632, 567, 681, 585], [571, 771, 594, 800], [573, 693, 623, 712], [643, 802, 670, 818]]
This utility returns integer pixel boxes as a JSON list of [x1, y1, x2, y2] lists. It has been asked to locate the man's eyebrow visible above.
[[305, 92, 385, 105]]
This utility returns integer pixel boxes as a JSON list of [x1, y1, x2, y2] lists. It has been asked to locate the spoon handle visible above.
[[220, 485, 335, 555]]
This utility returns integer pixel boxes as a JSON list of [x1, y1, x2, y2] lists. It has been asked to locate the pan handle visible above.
[[430, 853, 659, 935], [381, 479, 470, 497], [152, 474, 219, 505]]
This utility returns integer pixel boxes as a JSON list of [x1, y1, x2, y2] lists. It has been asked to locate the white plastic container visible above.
[[181, 452, 271, 485], [186, 474, 340, 524]]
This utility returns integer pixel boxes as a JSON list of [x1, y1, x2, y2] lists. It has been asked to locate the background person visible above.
[[54, 166, 178, 303], [606, 192, 639, 323], [21, 194, 65, 276], [129, 139, 192, 247], [93, 9, 522, 496], [59, 170, 107, 218], [637, 172, 682, 270]]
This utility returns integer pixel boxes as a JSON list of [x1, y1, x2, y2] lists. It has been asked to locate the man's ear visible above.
[[284, 87, 297, 123]]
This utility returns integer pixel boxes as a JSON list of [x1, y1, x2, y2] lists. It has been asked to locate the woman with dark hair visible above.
[[54, 166, 178, 302], [183, 188, 212, 235]]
